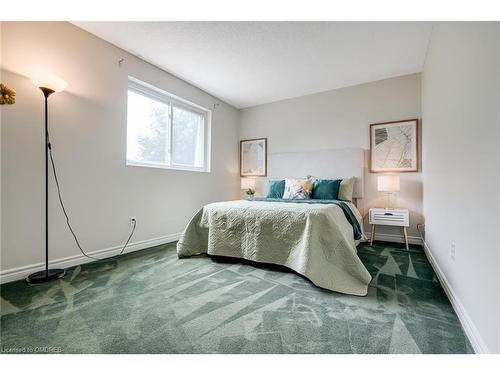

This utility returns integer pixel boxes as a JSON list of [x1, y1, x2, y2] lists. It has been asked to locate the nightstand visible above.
[[369, 208, 410, 250]]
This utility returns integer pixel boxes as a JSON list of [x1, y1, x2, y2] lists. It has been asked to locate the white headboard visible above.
[[265, 148, 365, 198]]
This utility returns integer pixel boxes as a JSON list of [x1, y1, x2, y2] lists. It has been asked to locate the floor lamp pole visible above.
[[45, 91, 49, 276], [26, 87, 66, 283]]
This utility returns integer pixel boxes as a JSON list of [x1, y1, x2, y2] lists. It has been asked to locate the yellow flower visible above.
[[0, 83, 16, 105]]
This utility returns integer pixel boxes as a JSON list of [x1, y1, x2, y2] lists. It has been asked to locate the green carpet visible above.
[[0, 241, 472, 354]]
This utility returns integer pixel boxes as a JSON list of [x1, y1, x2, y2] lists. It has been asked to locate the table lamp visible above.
[[377, 175, 400, 210]]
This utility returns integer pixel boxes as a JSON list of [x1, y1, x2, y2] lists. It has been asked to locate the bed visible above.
[[176, 148, 372, 296]]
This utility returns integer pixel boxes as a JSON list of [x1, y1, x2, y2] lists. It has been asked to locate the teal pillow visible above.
[[312, 179, 342, 200], [266, 179, 285, 198]]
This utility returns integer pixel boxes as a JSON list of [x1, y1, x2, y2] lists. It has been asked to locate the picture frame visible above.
[[240, 138, 267, 177], [370, 119, 419, 173]]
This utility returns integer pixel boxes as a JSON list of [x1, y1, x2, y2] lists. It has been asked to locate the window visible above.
[[126, 77, 210, 172]]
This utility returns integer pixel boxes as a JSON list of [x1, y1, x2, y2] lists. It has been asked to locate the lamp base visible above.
[[26, 269, 65, 284]]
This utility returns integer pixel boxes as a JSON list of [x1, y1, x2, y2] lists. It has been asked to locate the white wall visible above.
[[422, 22, 500, 353], [239, 74, 423, 239], [1, 22, 240, 274]]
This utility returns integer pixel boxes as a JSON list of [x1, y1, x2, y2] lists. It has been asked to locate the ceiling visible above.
[[74, 22, 432, 108]]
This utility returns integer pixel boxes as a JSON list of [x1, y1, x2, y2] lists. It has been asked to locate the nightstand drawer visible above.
[[369, 209, 409, 227]]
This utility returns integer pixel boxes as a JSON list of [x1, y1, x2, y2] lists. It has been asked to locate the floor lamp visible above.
[[26, 73, 68, 283]]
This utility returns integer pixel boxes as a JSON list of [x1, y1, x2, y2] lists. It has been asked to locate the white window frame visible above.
[[126, 77, 211, 172]]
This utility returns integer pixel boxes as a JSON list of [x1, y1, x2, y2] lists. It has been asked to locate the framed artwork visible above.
[[370, 119, 419, 172], [240, 138, 267, 177]]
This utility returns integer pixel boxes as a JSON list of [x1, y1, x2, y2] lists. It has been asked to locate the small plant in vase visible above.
[[241, 178, 256, 199], [245, 188, 256, 199]]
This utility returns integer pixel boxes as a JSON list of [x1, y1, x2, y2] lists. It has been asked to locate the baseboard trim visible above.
[[365, 231, 422, 245], [420, 238, 489, 354], [0, 232, 182, 284]]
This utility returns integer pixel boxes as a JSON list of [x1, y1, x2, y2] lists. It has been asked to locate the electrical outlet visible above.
[[450, 242, 456, 261], [130, 217, 137, 227]]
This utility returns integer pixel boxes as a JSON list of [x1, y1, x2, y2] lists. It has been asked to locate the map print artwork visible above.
[[370, 119, 418, 172]]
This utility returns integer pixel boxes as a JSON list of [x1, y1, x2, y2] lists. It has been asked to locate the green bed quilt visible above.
[[177, 200, 372, 296]]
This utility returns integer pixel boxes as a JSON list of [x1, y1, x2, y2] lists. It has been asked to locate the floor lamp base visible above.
[[26, 269, 65, 283]]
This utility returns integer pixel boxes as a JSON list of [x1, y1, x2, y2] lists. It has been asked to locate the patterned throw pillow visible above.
[[282, 178, 314, 199]]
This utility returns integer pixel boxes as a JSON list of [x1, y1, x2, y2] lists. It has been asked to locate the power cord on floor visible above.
[[48, 133, 136, 261], [416, 223, 425, 240]]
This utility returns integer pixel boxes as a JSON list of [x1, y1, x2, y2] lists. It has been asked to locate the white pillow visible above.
[[338, 177, 355, 202]]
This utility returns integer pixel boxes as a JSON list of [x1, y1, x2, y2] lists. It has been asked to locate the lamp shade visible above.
[[241, 178, 256, 190], [377, 175, 400, 192], [30, 71, 67, 93]]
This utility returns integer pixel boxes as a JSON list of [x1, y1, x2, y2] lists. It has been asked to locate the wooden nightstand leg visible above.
[[370, 224, 376, 246], [403, 227, 409, 250]]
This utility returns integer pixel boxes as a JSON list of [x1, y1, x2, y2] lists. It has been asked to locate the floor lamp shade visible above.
[[26, 73, 67, 284], [30, 71, 68, 93]]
